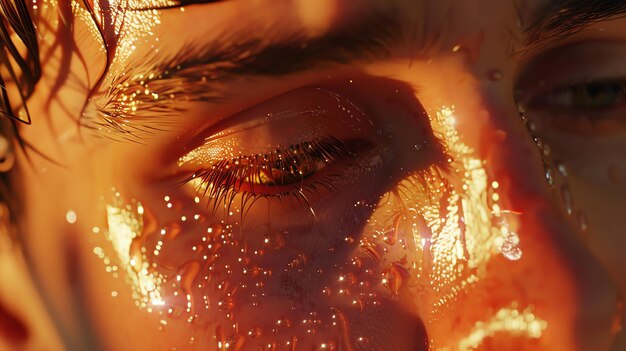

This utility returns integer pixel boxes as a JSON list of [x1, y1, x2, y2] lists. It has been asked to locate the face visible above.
[[10, 0, 626, 350]]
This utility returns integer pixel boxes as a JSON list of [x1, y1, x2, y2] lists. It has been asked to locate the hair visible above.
[[0, 1, 40, 234], [0, 1, 204, 237]]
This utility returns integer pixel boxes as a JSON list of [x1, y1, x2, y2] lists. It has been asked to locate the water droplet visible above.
[[498, 229, 523, 261], [263, 230, 285, 250], [162, 222, 182, 239], [247, 326, 262, 338], [218, 296, 234, 311], [541, 143, 551, 156], [534, 136, 544, 150], [383, 263, 409, 295], [129, 237, 144, 273], [177, 260, 201, 310], [65, 210, 77, 224], [360, 239, 381, 263], [488, 69, 503, 81], [556, 162, 568, 177], [558, 185, 573, 216], [318, 341, 337, 350], [545, 166, 555, 187]]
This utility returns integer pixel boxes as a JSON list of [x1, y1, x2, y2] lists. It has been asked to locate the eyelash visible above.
[[182, 136, 355, 215]]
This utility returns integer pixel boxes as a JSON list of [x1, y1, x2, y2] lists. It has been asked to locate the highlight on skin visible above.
[[2, 0, 626, 350]]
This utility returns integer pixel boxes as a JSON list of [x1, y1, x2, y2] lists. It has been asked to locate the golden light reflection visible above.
[[103, 194, 165, 309], [455, 305, 548, 350], [367, 106, 524, 320], [178, 137, 239, 167]]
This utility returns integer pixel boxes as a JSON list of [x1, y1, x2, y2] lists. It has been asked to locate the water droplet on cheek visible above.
[[177, 260, 201, 295], [263, 230, 286, 250], [382, 263, 409, 295], [218, 296, 234, 311], [161, 222, 182, 239]]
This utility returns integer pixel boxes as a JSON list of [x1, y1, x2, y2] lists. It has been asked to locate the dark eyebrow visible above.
[[93, 11, 403, 139], [525, 0, 626, 47], [139, 12, 402, 80]]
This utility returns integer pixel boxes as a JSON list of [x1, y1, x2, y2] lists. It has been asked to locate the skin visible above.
[[1, 0, 626, 350]]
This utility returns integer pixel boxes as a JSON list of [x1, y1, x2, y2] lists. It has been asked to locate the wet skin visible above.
[[9, 0, 626, 350]]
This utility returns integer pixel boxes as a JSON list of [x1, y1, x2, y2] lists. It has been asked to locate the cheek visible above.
[[80, 158, 431, 349]]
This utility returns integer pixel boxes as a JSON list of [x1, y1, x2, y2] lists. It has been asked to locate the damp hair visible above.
[[0, 0, 40, 230], [0, 0, 204, 232]]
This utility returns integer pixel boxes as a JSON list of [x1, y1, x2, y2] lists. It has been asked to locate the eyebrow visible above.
[[524, 0, 626, 47], [133, 11, 402, 80], [93, 10, 404, 138]]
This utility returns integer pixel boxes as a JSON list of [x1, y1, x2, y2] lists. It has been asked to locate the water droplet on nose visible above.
[[488, 69, 503, 81]]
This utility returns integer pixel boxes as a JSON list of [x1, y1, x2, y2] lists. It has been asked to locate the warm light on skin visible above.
[[364, 105, 522, 322], [10, 0, 625, 350], [454, 305, 548, 351], [104, 194, 165, 309]]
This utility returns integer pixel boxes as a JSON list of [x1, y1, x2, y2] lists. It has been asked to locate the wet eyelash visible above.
[[182, 136, 354, 216]]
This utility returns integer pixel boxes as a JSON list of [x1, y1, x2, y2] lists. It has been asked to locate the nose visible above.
[[481, 97, 620, 350]]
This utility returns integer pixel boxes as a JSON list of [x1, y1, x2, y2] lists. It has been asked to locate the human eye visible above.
[[515, 39, 626, 237], [174, 86, 378, 217], [515, 40, 626, 188], [518, 42, 626, 137], [517, 41, 626, 136], [100, 75, 444, 349], [525, 79, 626, 134]]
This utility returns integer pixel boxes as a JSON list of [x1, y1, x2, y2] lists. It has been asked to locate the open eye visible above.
[[247, 139, 340, 187], [174, 84, 380, 210], [160, 75, 443, 219], [532, 80, 626, 111], [517, 41, 626, 136]]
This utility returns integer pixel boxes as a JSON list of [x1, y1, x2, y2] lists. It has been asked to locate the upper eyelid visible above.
[[515, 40, 626, 100]]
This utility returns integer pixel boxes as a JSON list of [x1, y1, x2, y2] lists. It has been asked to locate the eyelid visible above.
[[177, 85, 380, 169], [516, 40, 626, 104]]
